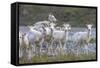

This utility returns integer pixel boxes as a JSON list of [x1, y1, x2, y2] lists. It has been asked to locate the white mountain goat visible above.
[[50, 23, 71, 55], [62, 24, 71, 55], [33, 14, 57, 55], [48, 13, 57, 23], [63, 24, 71, 42], [72, 24, 93, 55], [23, 26, 45, 60], [19, 32, 23, 58], [19, 32, 27, 58]]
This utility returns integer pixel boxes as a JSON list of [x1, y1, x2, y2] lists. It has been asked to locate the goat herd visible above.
[[19, 14, 96, 62]]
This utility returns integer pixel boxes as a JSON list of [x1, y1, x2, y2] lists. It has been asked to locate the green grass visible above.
[[90, 37, 96, 43], [19, 53, 96, 64]]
